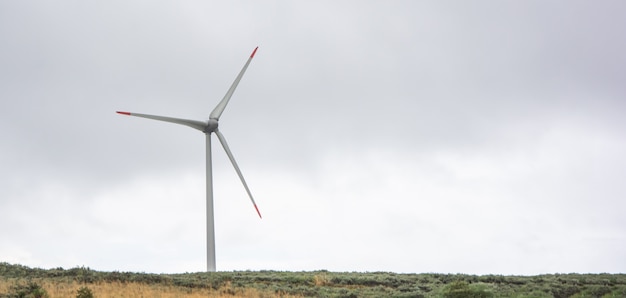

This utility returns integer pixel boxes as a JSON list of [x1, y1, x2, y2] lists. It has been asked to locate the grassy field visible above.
[[1, 262, 625, 297], [0, 279, 297, 298]]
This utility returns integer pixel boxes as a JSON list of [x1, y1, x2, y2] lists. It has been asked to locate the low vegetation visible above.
[[1, 262, 625, 297]]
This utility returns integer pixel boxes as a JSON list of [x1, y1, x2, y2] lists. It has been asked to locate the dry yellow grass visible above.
[[0, 278, 301, 298], [312, 273, 331, 287]]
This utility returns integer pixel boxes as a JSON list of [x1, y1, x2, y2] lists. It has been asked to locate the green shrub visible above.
[[441, 280, 493, 298], [2, 281, 49, 298], [604, 286, 626, 298], [75, 286, 94, 298], [582, 285, 612, 297], [550, 283, 581, 298]]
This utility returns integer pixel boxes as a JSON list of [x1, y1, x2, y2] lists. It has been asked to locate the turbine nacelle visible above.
[[204, 119, 219, 133]]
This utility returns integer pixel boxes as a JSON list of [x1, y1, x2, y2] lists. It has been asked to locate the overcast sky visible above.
[[1, 1, 625, 275]]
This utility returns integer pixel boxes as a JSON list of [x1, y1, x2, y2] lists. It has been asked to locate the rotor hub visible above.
[[205, 119, 219, 133]]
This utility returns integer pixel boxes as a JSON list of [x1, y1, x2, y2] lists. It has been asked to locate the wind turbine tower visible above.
[[117, 47, 262, 272]]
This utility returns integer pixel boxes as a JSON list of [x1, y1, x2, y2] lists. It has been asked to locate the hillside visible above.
[[1, 262, 625, 297]]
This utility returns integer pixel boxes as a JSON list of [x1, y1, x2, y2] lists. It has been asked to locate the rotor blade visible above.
[[214, 129, 262, 219], [116, 111, 207, 131], [209, 47, 258, 121]]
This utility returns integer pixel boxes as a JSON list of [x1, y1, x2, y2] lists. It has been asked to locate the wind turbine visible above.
[[116, 47, 261, 272]]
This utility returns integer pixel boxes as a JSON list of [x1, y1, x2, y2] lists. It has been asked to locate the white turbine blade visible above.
[[116, 111, 207, 131], [214, 129, 262, 219], [209, 47, 258, 121]]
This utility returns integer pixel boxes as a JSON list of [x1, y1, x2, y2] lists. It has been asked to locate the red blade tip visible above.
[[250, 47, 258, 58], [254, 204, 262, 219], [116, 111, 131, 115]]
